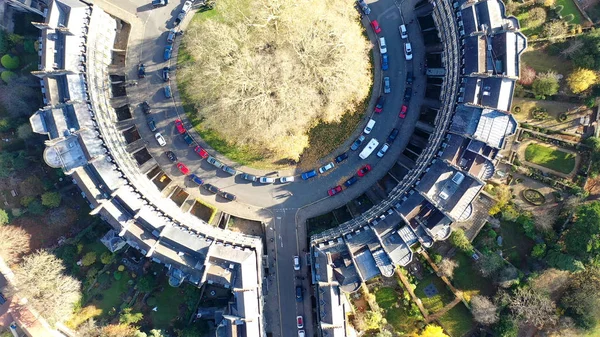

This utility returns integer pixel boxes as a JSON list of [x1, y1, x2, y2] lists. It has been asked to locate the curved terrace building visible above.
[[310, 0, 525, 336]]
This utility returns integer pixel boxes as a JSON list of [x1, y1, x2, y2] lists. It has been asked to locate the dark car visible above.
[[182, 132, 194, 146], [374, 96, 385, 113], [141, 101, 151, 114], [344, 176, 358, 187], [219, 191, 237, 201], [162, 67, 170, 82], [301, 170, 317, 180], [295, 286, 303, 302], [0, 293, 6, 305], [404, 87, 412, 101], [387, 128, 399, 143], [351, 135, 366, 151], [152, 0, 168, 8], [165, 151, 177, 162], [167, 29, 176, 44], [242, 173, 258, 182], [174, 12, 185, 26], [203, 184, 221, 194], [190, 174, 204, 186], [381, 53, 389, 71], [335, 152, 348, 163], [164, 45, 173, 61], [147, 118, 157, 131], [406, 71, 413, 85], [138, 63, 146, 78]]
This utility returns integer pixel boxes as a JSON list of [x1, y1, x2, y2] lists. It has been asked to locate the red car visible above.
[[374, 96, 385, 113], [327, 185, 343, 196], [194, 145, 209, 159], [176, 162, 190, 175], [174, 119, 186, 134], [370, 20, 382, 34], [399, 105, 408, 119], [357, 164, 372, 177]]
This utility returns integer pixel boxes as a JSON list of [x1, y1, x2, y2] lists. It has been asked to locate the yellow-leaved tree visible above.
[[415, 325, 449, 337], [567, 68, 597, 94]]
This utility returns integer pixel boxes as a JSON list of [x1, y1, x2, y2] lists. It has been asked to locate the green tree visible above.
[[0, 54, 19, 70], [545, 249, 584, 272], [1, 71, 17, 84], [564, 201, 600, 261], [532, 243, 547, 258], [494, 316, 518, 337], [41, 192, 61, 208], [81, 252, 97, 267], [27, 200, 45, 215], [16, 123, 33, 139], [449, 229, 473, 252], [119, 307, 143, 325], [567, 68, 597, 94], [561, 267, 600, 330], [137, 274, 156, 293], [0, 209, 8, 225], [100, 252, 114, 265], [477, 252, 505, 278], [532, 72, 559, 98]]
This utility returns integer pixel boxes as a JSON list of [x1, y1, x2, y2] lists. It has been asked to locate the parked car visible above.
[[165, 151, 177, 162], [242, 173, 258, 182], [174, 119, 186, 134], [298, 331, 305, 337], [399, 104, 408, 118], [162, 67, 170, 82], [399, 24, 408, 39], [301, 170, 317, 180], [174, 12, 185, 26], [138, 63, 146, 78], [404, 42, 413, 60], [370, 20, 381, 34], [294, 256, 301, 271], [379, 37, 387, 54], [364, 119, 376, 134], [164, 45, 173, 60], [167, 29, 176, 44], [155, 132, 166, 146], [377, 143, 389, 158], [190, 174, 204, 186], [0, 293, 6, 305], [203, 183, 220, 194], [327, 185, 343, 196], [387, 128, 399, 143], [296, 315, 304, 328], [259, 176, 275, 184], [404, 87, 412, 102], [177, 162, 190, 175], [164, 85, 172, 98], [194, 145, 209, 159], [318, 162, 335, 174], [219, 191, 237, 201], [152, 0, 168, 8], [351, 135, 366, 151], [207, 156, 223, 168], [141, 101, 151, 114], [181, 0, 193, 13], [182, 132, 194, 146], [335, 152, 348, 163], [357, 0, 370, 14], [221, 165, 237, 175], [383, 76, 391, 94], [344, 176, 358, 187], [147, 118, 157, 131], [357, 164, 371, 177], [381, 53, 389, 71], [295, 286, 303, 302], [406, 71, 413, 85], [374, 96, 385, 113], [280, 176, 295, 183]]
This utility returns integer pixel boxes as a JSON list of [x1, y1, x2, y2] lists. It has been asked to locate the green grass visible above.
[[438, 303, 474, 337], [498, 220, 535, 268], [521, 48, 573, 75], [556, 0, 583, 25], [524, 142, 576, 174], [150, 285, 199, 328], [451, 252, 495, 302], [414, 273, 455, 314], [375, 287, 397, 309], [386, 306, 421, 335], [89, 272, 131, 316]]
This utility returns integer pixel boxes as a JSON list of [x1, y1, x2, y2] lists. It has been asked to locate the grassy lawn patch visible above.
[[375, 287, 397, 309], [521, 47, 573, 75], [414, 273, 455, 314], [150, 285, 200, 329], [524, 142, 576, 174], [556, 0, 583, 24], [89, 271, 131, 317], [386, 306, 421, 335], [438, 303, 474, 337], [498, 220, 535, 268], [451, 252, 495, 302]]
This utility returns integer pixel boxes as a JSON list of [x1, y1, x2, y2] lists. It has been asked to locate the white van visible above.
[[364, 119, 376, 134], [379, 37, 387, 54], [359, 138, 379, 159]]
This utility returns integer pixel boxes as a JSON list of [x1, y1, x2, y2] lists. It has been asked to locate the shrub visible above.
[[431, 252, 443, 264], [1, 71, 17, 83], [113, 271, 122, 280], [86, 267, 98, 279], [27, 199, 44, 215], [558, 113, 568, 122], [0, 54, 19, 70], [513, 106, 521, 113], [41, 191, 61, 208], [100, 252, 114, 265], [532, 243, 547, 258], [524, 7, 547, 28], [81, 252, 97, 267], [97, 272, 110, 285], [117, 265, 125, 272]]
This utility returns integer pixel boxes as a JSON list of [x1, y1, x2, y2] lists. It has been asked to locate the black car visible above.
[[203, 184, 221, 194], [162, 67, 170, 82], [147, 118, 157, 131], [138, 63, 146, 78], [219, 191, 237, 201], [165, 151, 177, 162], [335, 152, 348, 163], [406, 71, 413, 85], [350, 135, 365, 151], [374, 96, 385, 113], [141, 101, 151, 114], [0, 292, 6, 305], [404, 87, 412, 101], [387, 128, 399, 143], [344, 176, 358, 187], [152, 0, 168, 8], [295, 286, 303, 302], [183, 132, 194, 146]]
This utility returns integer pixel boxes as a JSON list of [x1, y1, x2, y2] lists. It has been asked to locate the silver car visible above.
[[280, 176, 295, 183], [207, 156, 223, 168], [242, 173, 258, 182], [259, 177, 275, 184], [155, 132, 166, 146], [221, 165, 237, 175], [318, 162, 335, 174]]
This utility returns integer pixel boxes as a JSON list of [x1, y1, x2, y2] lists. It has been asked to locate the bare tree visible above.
[[437, 259, 458, 279], [11, 250, 81, 324], [561, 39, 584, 58], [0, 226, 30, 264], [179, 0, 372, 161], [471, 295, 499, 325], [518, 64, 536, 86], [509, 287, 557, 328]]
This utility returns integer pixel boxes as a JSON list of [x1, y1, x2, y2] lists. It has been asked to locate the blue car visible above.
[[164, 85, 172, 98], [164, 45, 173, 61], [190, 174, 204, 186], [344, 176, 358, 187], [301, 170, 317, 180], [382, 53, 389, 71]]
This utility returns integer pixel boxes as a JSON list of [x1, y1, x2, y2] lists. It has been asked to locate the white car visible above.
[[377, 143, 389, 158], [296, 316, 304, 329], [181, 0, 193, 13], [280, 176, 295, 183], [318, 162, 335, 174], [294, 256, 300, 270], [155, 133, 166, 147], [364, 119, 376, 134], [399, 24, 408, 39], [298, 330, 305, 337], [379, 37, 387, 54], [259, 176, 275, 184], [404, 42, 413, 60]]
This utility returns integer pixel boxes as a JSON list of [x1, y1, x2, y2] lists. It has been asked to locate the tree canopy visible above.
[[41, 192, 61, 208], [532, 71, 560, 98], [564, 201, 600, 262], [567, 68, 597, 94], [417, 325, 449, 337], [0, 209, 8, 225], [560, 267, 600, 330], [449, 229, 472, 252]]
